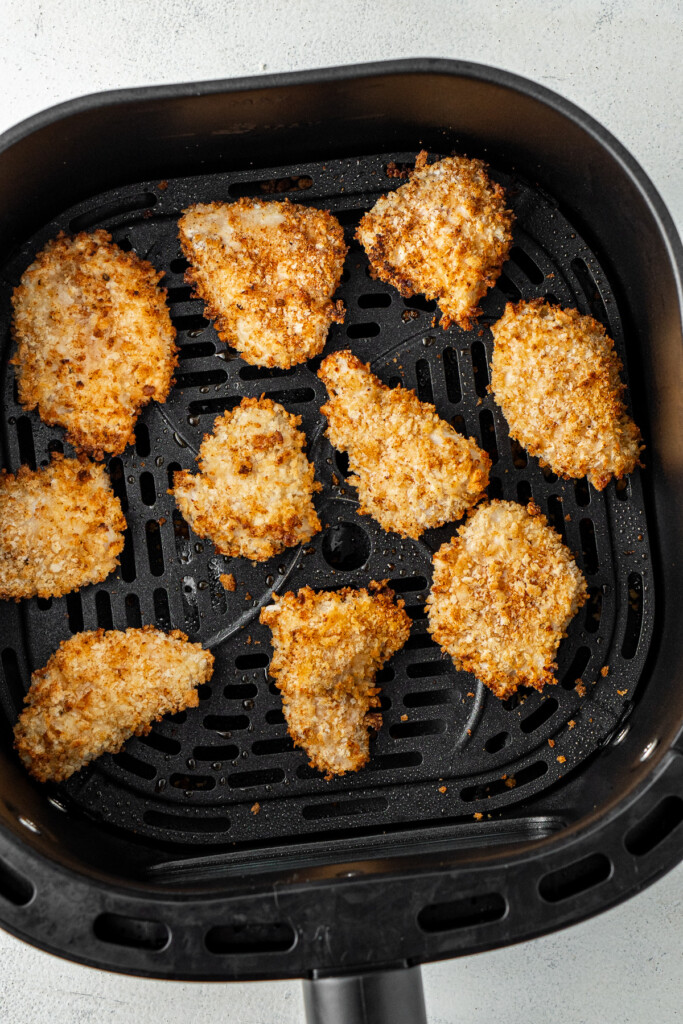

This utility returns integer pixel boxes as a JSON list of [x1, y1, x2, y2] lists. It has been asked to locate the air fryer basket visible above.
[[0, 60, 681, 1022]]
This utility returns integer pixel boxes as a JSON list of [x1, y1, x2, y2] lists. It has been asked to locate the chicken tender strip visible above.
[[319, 351, 490, 539], [261, 582, 411, 777], [11, 230, 177, 458], [356, 151, 513, 330], [178, 199, 347, 368], [427, 500, 587, 698], [491, 300, 643, 490], [0, 455, 125, 601], [14, 627, 214, 782], [173, 397, 321, 561]]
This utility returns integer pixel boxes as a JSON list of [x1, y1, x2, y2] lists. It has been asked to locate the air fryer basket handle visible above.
[[302, 965, 427, 1024]]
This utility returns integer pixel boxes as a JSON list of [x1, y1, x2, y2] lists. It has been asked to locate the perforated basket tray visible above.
[[0, 61, 681, 983]]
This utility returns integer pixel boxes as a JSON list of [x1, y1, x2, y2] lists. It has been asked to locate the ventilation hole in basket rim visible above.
[[520, 697, 559, 734], [574, 477, 590, 507], [47, 438, 63, 455], [1, 648, 25, 715], [252, 736, 295, 756], [192, 743, 239, 762], [461, 760, 548, 801], [622, 572, 643, 660], [418, 891, 506, 933], [226, 682, 259, 700], [265, 708, 285, 725], [113, 750, 156, 780], [174, 369, 228, 390], [0, 858, 34, 907], [368, 750, 423, 771], [358, 292, 392, 309], [205, 714, 250, 732], [95, 590, 114, 630], [139, 471, 156, 507], [35, 596, 52, 611], [228, 768, 285, 789], [561, 645, 592, 690], [509, 245, 545, 285], [93, 911, 169, 952], [177, 341, 216, 362], [579, 518, 599, 575], [403, 688, 451, 708], [166, 285, 194, 304], [347, 321, 380, 339], [205, 920, 296, 955], [139, 731, 181, 755], [546, 495, 566, 542], [69, 192, 157, 233], [510, 436, 527, 468], [570, 257, 609, 327], [235, 652, 269, 669], [624, 795, 683, 856], [471, 341, 489, 398], [496, 271, 522, 301], [171, 313, 210, 334], [479, 408, 498, 464], [124, 592, 142, 627], [228, 175, 313, 198], [181, 575, 200, 634], [238, 364, 296, 380], [146, 520, 165, 576], [120, 527, 137, 583], [66, 591, 84, 633], [108, 456, 128, 511], [389, 719, 447, 739], [153, 587, 171, 630], [403, 632, 436, 650], [585, 587, 604, 634], [16, 416, 36, 469], [451, 413, 467, 436], [302, 796, 388, 820], [406, 660, 451, 679], [135, 421, 150, 457], [488, 476, 503, 500], [484, 731, 511, 753], [143, 810, 230, 833], [443, 347, 462, 405], [615, 477, 630, 502], [539, 851, 611, 903], [517, 479, 532, 504], [170, 773, 216, 791], [403, 294, 437, 312], [415, 359, 434, 403], [322, 521, 371, 572]]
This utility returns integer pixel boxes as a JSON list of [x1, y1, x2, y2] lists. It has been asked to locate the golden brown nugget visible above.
[[178, 199, 347, 368], [0, 455, 125, 601], [261, 582, 411, 777], [11, 231, 177, 458], [356, 151, 513, 330], [427, 500, 587, 698], [14, 627, 214, 782], [490, 300, 643, 490], [319, 351, 490, 540], [173, 397, 321, 562]]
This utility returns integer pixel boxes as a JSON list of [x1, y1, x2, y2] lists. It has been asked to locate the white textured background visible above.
[[1, 1, 682, 1021]]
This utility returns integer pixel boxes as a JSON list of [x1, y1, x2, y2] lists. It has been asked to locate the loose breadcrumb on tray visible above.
[[11, 230, 177, 458], [319, 350, 490, 539], [427, 500, 588, 698], [173, 397, 321, 562], [0, 455, 126, 601], [178, 198, 347, 368], [260, 581, 411, 778], [14, 627, 214, 783], [490, 299, 643, 490], [356, 151, 513, 330], [219, 573, 236, 592]]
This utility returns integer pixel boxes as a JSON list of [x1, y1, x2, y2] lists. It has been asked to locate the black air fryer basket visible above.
[[0, 60, 681, 1024]]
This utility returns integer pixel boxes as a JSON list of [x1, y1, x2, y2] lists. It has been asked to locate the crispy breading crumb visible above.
[[576, 681, 587, 696], [11, 231, 177, 457], [617, 688, 628, 696], [319, 351, 489, 539], [427, 500, 588, 698], [178, 199, 347, 368], [474, 812, 483, 820], [491, 300, 643, 490], [439, 785, 447, 793], [601, 665, 610, 677], [400, 714, 408, 721], [568, 719, 576, 729], [357, 151, 513, 330], [219, 573, 236, 592], [250, 802, 261, 815], [467, 692, 475, 698], [173, 397, 321, 561], [557, 755, 567, 764], [14, 627, 213, 782], [505, 777, 516, 788], [0, 456, 125, 601], [260, 582, 411, 778], [548, 738, 555, 747]]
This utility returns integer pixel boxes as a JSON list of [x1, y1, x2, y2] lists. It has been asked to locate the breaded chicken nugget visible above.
[[356, 152, 513, 330], [0, 455, 125, 601], [490, 300, 643, 490], [178, 199, 347, 368], [173, 397, 321, 561], [260, 582, 411, 777], [319, 351, 490, 539], [427, 501, 587, 698], [14, 627, 214, 782], [11, 231, 177, 458]]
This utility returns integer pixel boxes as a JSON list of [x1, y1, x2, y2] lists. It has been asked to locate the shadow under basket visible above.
[[0, 59, 681, 1024]]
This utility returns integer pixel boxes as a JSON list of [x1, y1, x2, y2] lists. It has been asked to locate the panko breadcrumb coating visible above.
[[11, 231, 177, 458], [356, 151, 513, 330], [490, 300, 643, 490], [173, 397, 321, 561], [178, 199, 347, 368], [261, 582, 411, 777], [0, 455, 125, 601], [14, 627, 214, 782], [427, 501, 587, 698], [319, 351, 490, 539]]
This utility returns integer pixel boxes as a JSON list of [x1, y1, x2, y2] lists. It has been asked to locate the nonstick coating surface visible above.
[[0, 153, 653, 849]]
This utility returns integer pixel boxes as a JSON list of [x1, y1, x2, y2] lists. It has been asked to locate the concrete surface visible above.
[[1, 1, 682, 1021]]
